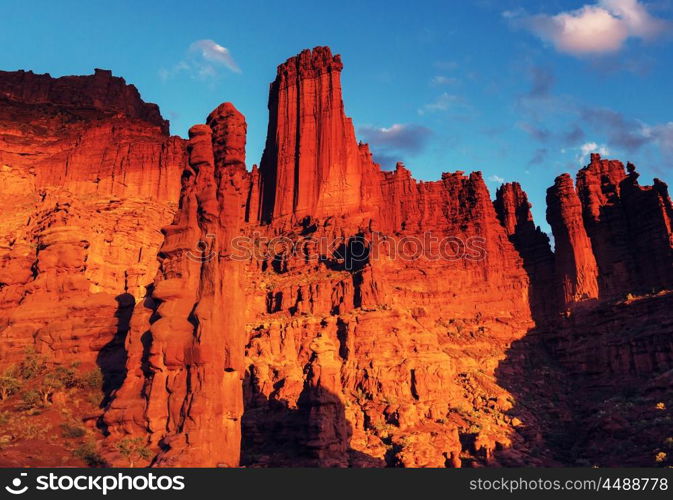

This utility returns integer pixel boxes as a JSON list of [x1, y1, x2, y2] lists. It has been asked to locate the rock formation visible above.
[[547, 154, 673, 308], [103, 104, 249, 467], [494, 182, 555, 322], [258, 47, 380, 222], [0, 69, 183, 374], [0, 48, 671, 469], [546, 174, 600, 309]]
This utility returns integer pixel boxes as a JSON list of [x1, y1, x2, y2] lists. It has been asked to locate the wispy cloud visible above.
[[529, 148, 549, 165], [190, 39, 241, 73], [643, 122, 673, 156], [508, 0, 670, 56], [433, 60, 459, 71], [430, 75, 459, 86], [418, 93, 464, 115], [358, 123, 433, 168], [160, 39, 241, 81], [564, 124, 586, 144], [520, 122, 552, 142], [579, 106, 650, 151], [487, 174, 505, 184], [526, 66, 554, 98]]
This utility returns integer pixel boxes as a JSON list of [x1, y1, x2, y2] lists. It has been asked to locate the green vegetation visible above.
[[115, 437, 153, 467], [0, 349, 107, 463], [20, 390, 43, 411], [0, 367, 20, 400], [2, 352, 104, 409], [0, 413, 51, 446], [17, 348, 46, 380], [79, 368, 104, 390], [74, 441, 106, 467], [60, 423, 86, 439], [38, 372, 65, 405]]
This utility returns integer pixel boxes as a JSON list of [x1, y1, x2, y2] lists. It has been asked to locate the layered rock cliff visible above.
[[0, 69, 183, 377], [0, 48, 671, 468]]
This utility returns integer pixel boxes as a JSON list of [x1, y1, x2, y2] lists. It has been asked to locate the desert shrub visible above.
[[60, 423, 86, 439], [78, 367, 104, 390], [1, 414, 50, 440], [74, 441, 106, 467], [0, 369, 21, 400], [87, 393, 102, 407], [116, 437, 153, 467], [20, 390, 43, 410], [19, 421, 48, 440], [0, 435, 11, 449], [37, 372, 65, 405], [17, 348, 46, 380], [50, 365, 79, 389]]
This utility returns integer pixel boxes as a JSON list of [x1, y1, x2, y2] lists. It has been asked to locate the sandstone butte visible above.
[[0, 47, 672, 468]]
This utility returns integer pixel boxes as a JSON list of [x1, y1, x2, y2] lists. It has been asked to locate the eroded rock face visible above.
[[241, 51, 536, 468], [546, 174, 600, 309], [103, 105, 250, 467], [0, 68, 168, 133], [0, 70, 183, 375], [494, 183, 555, 322], [547, 154, 673, 308], [1, 49, 672, 469]]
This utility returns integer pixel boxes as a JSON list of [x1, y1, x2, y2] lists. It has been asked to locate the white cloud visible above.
[[160, 39, 241, 81], [578, 142, 610, 163], [418, 93, 460, 114], [600, 0, 668, 39], [488, 174, 506, 184], [502, 9, 526, 19], [513, 0, 669, 56], [189, 39, 241, 73]]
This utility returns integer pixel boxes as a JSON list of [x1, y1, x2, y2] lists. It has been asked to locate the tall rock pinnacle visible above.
[[258, 47, 367, 222], [103, 103, 249, 467], [547, 174, 600, 308]]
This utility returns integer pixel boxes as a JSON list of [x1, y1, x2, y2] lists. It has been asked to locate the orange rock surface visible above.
[[0, 48, 672, 468]]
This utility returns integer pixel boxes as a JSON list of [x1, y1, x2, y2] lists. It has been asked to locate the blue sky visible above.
[[2, 0, 672, 231]]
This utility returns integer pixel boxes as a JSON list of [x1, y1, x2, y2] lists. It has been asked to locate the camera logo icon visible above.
[[5, 472, 28, 495]]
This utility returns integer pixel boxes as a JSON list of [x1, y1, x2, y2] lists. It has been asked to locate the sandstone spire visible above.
[[104, 104, 249, 467], [546, 174, 599, 308], [258, 47, 368, 222]]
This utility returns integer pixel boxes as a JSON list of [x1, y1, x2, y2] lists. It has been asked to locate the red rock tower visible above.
[[547, 174, 600, 308], [258, 47, 367, 222]]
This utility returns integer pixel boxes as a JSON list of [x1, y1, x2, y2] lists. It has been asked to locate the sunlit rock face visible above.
[[1, 48, 672, 468], [0, 69, 183, 378]]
